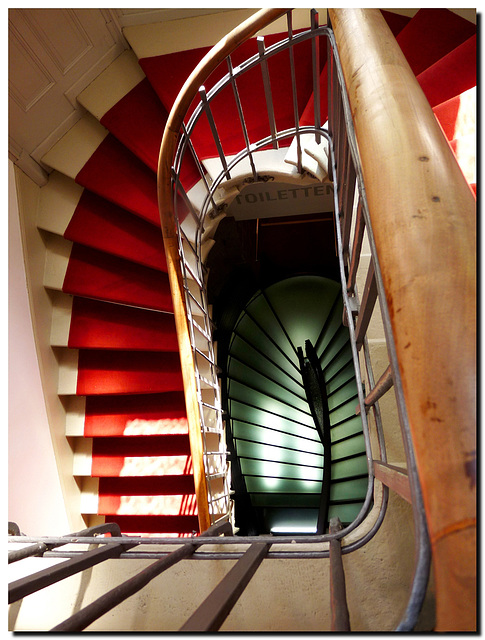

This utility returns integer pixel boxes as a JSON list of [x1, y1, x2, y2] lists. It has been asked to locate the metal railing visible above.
[[326, 19, 431, 628], [328, 9, 475, 631], [10, 7, 475, 632]]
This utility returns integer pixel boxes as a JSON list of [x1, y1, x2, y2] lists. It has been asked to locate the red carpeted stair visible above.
[[39, 9, 476, 537]]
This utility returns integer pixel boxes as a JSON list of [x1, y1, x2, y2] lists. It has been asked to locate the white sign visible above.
[[226, 181, 334, 220]]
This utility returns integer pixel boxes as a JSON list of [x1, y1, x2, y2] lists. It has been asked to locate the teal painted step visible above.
[[225, 275, 369, 535]]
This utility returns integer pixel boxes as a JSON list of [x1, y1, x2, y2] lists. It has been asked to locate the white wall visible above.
[[8, 160, 70, 535]]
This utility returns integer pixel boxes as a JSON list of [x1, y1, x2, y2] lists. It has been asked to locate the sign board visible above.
[[226, 181, 334, 221]]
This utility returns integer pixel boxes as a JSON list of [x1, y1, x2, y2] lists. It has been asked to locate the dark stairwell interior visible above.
[[207, 208, 369, 535]]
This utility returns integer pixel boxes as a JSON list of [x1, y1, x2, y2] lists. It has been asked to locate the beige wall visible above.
[[8, 161, 69, 535], [8, 161, 83, 534]]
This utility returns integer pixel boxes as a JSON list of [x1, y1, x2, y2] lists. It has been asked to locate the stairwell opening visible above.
[[207, 202, 370, 536]]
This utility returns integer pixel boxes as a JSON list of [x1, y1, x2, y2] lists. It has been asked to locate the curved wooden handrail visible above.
[[329, 9, 476, 631], [157, 9, 288, 533]]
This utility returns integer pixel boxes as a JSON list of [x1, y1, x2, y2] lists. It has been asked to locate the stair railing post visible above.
[[329, 517, 351, 631]]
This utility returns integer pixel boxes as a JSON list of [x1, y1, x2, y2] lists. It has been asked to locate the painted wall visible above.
[[8, 160, 70, 535]]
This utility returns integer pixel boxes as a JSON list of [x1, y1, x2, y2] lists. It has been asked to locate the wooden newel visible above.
[[329, 517, 351, 631], [329, 8, 476, 631]]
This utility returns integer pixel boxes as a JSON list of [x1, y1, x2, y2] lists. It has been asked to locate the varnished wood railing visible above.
[[329, 8, 476, 631], [157, 9, 288, 533]]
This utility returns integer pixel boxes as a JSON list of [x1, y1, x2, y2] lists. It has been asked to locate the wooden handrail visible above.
[[329, 9, 476, 631], [157, 9, 288, 532]]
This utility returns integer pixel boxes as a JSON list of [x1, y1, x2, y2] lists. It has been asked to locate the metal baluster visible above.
[[180, 542, 270, 632], [287, 11, 303, 173], [329, 517, 351, 631], [8, 522, 121, 564], [199, 86, 231, 180], [347, 200, 365, 294], [311, 9, 321, 144], [341, 151, 357, 256], [373, 462, 411, 503], [326, 32, 335, 182], [257, 36, 278, 149], [227, 55, 258, 181], [9, 542, 137, 603], [181, 126, 220, 222], [355, 259, 377, 350], [50, 522, 233, 632], [172, 170, 203, 230], [356, 364, 394, 415]]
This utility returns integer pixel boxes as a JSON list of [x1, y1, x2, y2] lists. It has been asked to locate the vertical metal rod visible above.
[[8, 522, 122, 565], [180, 542, 270, 632], [337, 135, 350, 214], [346, 200, 365, 294], [362, 335, 388, 464], [51, 522, 233, 632], [182, 126, 220, 220], [227, 56, 258, 181], [311, 9, 321, 144], [9, 543, 136, 604], [357, 364, 394, 414], [199, 86, 231, 179], [341, 150, 357, 254], [287, 11, 303, 173], [329, 517, 351, 631], [326, 42, 334, 182], [171, 169, 203, 229], [335, 92, 347, 187], [355, 259, 378, 349], [257, 37, 278, 149]]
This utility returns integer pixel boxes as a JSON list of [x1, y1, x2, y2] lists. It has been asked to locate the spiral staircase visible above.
[[222, 275, 368, 535], [26, 8, 476, 538]]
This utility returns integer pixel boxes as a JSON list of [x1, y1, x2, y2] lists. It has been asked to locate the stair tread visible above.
[[417, 34, 476, 109], [41, 114, 108, 179], [93, 434, 191, 456], [84, 392, 188, 437], [396, 8, 475, 76], [103, 515, 200, 535], [62, 244, 173, 312], [39, 175, 167, 272], [90, 456, 193, 478], [75, 133, 160, 225], [65, 189, 167, 271], [66, 297, 178, 351], [380, 9, 412, 37], [97, 493, 197, 516], [99, 475, 195, 494], [76, 49, 146, 120], [76, 349, 183, 396], [100, 77, 168, 173], [433, 89, 474, 141]]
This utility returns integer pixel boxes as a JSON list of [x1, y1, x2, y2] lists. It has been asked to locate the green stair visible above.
[[224, 275, 369, 535]]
